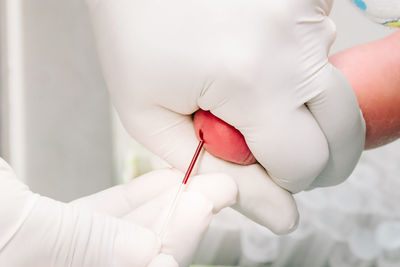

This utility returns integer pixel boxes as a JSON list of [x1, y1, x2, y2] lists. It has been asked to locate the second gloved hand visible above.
[[0, 157, 237, 267], [72, 168, 238, 267]]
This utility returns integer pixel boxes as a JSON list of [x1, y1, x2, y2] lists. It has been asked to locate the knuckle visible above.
[[273, 144, 329, 192], [324, 17, 337, 47]]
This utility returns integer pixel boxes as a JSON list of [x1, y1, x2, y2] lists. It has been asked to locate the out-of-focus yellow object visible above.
[[384, 19, 400, 28], [350, 0, 400, 28]]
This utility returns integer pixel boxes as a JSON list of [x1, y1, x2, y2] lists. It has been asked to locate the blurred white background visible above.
[[0, 0, 113, 200], [0, 0, 399, 266]]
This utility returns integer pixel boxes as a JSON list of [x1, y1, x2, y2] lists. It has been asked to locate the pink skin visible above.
[[330, 30, 400, 149], [193, 110, 257, 165], [194, 30, 400, 165]]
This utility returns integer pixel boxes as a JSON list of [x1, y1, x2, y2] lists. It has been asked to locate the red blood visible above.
[[182, 138, 204, 184], [193, 110, 257, 165]]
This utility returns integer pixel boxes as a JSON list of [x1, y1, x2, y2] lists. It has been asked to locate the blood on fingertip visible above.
[[193, 109, 257, 165], [199, 129, 204, 142]]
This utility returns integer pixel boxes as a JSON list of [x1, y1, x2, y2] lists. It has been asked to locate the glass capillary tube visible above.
[[158, 132, 205, 241]]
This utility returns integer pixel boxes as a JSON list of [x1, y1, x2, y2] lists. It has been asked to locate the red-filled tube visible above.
[[182, 130, 204, 184]]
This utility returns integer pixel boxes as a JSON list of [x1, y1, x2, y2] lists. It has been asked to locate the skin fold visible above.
[[194, 30, 400, 165]]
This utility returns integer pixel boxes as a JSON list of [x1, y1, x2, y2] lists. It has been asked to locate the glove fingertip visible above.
[[182, 192, 214, 216], [270, 207, 299, 235], [209, 173, 238, 213], [187, 173, 238, 213]]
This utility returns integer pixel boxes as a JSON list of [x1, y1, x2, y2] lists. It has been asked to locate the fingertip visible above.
[[259, 193, 299, 235], [231, 163, 300, 234], [187, 173, 238, 213], [270, 207, 299, 235], [193, 109, 257, 165], [276, 190, 300, 234], [213, 173, 239, 208], [181, 192, 214, 217]]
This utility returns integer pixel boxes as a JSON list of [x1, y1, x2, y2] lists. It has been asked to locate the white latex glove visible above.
[[86, 0, 365, 232], [0, 157, 237, 267]]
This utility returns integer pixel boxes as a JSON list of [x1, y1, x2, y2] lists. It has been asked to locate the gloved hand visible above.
[[86, 0, 365, 232], [0, 158, 237, 267]]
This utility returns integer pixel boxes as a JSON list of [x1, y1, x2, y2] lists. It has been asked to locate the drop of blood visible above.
[[193, 110, 257, 165]]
